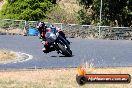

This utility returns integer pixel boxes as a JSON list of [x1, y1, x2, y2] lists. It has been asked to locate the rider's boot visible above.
[[42, 48, 50, 53], [42, 46, 55, 53], [49, 47, 55, 52]]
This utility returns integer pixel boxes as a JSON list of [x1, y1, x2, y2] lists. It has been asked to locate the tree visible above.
[[77, 0, 93, 9], [0, 0, 54, 21], [77, 0, 132, 27], [77, 0, 100, 25]]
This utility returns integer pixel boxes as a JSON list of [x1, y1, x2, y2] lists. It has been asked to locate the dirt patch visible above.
[[0, 49, 33, 64], [0, 49, 17, 63]]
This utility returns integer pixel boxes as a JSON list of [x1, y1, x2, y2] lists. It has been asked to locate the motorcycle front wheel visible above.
[[57, 43, 72, 57]]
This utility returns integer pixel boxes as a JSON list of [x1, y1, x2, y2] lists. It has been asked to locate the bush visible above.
[[0, 0, 54, 21]]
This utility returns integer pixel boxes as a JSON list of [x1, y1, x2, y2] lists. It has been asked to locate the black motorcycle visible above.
[[45, 29, 72, 57]]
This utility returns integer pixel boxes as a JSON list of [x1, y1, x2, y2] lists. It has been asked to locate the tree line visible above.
[[0, 0, 132, 27], [77, 0, 132, 27]]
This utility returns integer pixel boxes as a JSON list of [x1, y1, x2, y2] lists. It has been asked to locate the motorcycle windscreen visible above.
[[45, 32, 57, 43]]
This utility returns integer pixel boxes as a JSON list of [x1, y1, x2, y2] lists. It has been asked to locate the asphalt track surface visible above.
[[0, 35, 132, 69]]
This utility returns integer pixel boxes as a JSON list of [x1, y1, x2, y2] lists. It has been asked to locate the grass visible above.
[[0, 67, 131, 88], [57, 0, 81, 13], [58, 2, 80, 13], [0, 49, 17, 63]]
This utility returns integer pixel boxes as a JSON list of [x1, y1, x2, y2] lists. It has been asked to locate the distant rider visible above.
[[36, 22, 70, 53]]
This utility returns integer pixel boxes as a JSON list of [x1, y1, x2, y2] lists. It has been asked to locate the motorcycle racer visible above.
[[36, 22, 70, 53]]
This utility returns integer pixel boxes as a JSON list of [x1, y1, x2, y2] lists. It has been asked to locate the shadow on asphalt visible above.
[[51, 55, 74, 57]]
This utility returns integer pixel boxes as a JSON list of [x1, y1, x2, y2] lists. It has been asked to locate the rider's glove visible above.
[[41, 41, 45, 44]]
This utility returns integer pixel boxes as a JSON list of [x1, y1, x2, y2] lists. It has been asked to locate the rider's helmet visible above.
[[36, 22, 46, 30]]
